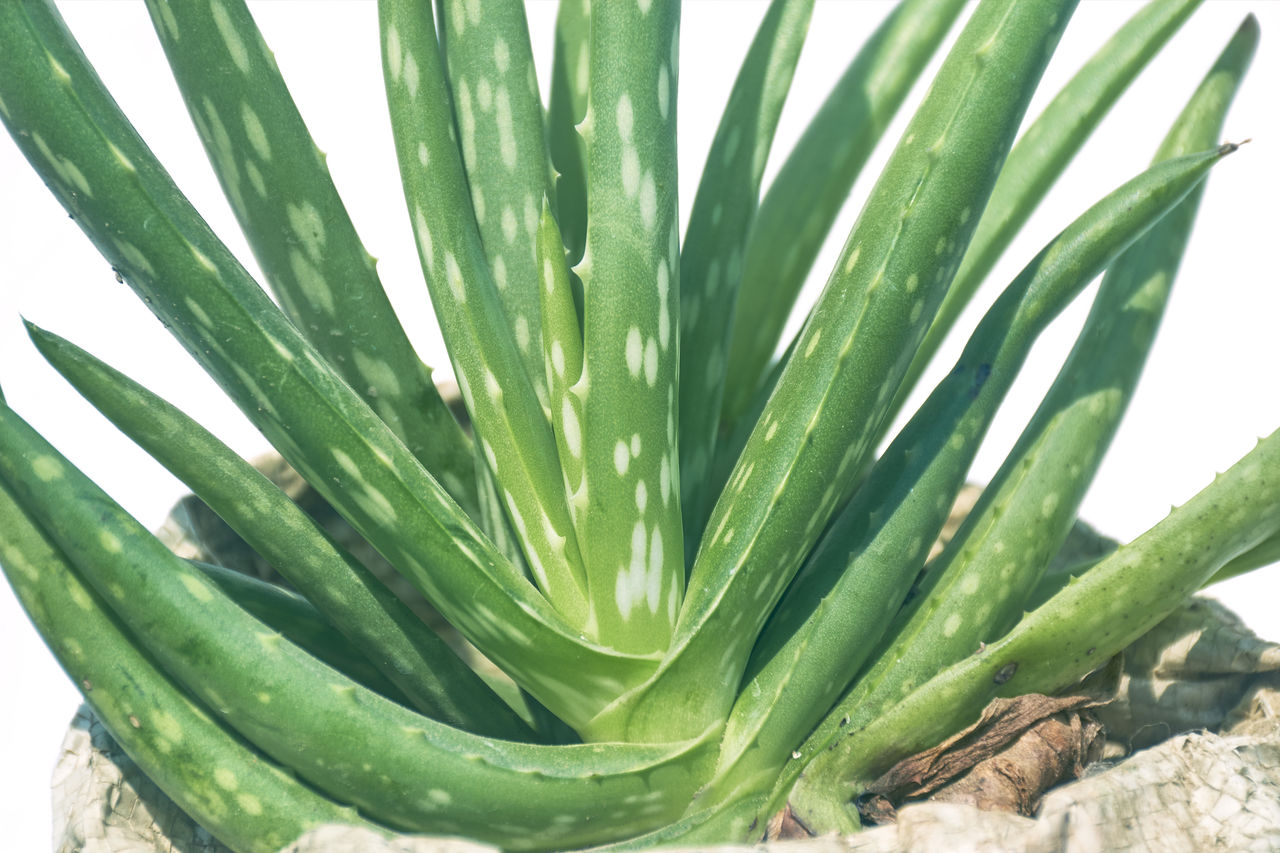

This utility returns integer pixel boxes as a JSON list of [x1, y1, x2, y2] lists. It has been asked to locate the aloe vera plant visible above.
[[1, 1, 1278, 850]]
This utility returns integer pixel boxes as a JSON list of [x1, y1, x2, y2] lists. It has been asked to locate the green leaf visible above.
[[189, 560, 416, 709], [0, 478, 381, 853], [589, 0, 1080, 745], [789, 425, 1280, 831], [28, 321, 534, 740], [537, 199, 586, 493], [676, 0, 814, 557], [893, 0, 1206, 414], [379, 0, 590, 627], [0, 0, 649, 729], [880, 11, 1260, 719], [1205, 528, 1280, 586], [793, 17, 1258, 773], [718, 0, 967, 426], [0, 401, 719, 851], [572, 0, 684, 654], [142, 0, 478, 518], [437, 0, 555, 410], [708, 142, 1232, 808]]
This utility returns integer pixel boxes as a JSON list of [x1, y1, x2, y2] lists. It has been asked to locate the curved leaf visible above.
[[142, 0, 477, 517]]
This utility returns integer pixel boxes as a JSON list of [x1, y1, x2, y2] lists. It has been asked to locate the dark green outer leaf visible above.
[[28, 322, 534, 739], [790, 425, 1280, 830], [0, 478, 380, 853], [827, 14, 1260, 748], [189, 560, 415, 709], [708, 143, 1230, 808], [0, 402, 718, 851], [141, 0, 477, 517]]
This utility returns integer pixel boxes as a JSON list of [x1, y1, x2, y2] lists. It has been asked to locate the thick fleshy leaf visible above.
[[0, 402, 718, 851], [571, 0, 685, 654], [536, 200, 586, 494], [0, 478, 381, 853], [709, 144, 1233, 806], [788, 426, 1280, 832], [0, 0, 650, 729], [893, 0, 1206, 412], [141, 0, 477, 517], [833, 17, 1260, 743], [438, 0, 554, 409], [718, 0, 967, 426], [379, 0, 589, 625], [189, 559, 415, 707], [586, 0, 1080, 744], [28, 321, 534, 739], [676, 0, 814, 557], [547, 0, 591, 262]]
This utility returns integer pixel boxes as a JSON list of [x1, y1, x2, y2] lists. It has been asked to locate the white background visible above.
[[1, 1, 1277, 849]]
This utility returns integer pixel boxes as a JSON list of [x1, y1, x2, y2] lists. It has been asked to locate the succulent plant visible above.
[[1, 1, 1278, 851]]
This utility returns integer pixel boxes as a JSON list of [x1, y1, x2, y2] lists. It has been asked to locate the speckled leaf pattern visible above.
[[378, 0, 589, 625], [0, 1, 1274, 848], [896, 0, 1206, 412], [791, 425, 1280, 831], [27, 322, 533, 740], [437, 0, 554, 410], [0, 405, 716, 850], [536, 201, 585, 494], [141, 0, 478, 518], [719, 0, 967, 426], [0, 0, 648, 730], [0, 478, 379, 853], [839, 18, 1260, 749], [188, 560, 418, 707], [708, 144, 1232, 806], [572, 0, 684, 654], [675, 0, 813, 556], [472, 444, 532, 578], [588, 0, 1080, 745]]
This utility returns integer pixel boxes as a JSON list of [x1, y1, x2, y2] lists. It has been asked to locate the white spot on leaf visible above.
[[211, 0, 251, 73], [625, 327, 644, 377], [494, 37, 510, 74], [562, 398, 582, 457], [639, 172, 657, 230]]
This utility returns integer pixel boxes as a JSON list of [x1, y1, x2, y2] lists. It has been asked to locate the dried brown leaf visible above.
[[857, 657, 1119, 824]]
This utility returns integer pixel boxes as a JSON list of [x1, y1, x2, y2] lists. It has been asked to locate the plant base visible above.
[[51, 595, 1280, 853]]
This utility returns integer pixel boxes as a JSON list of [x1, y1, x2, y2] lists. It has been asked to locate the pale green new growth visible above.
[[0, 1, 1272, 851], [380, 0, 590, 627]]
